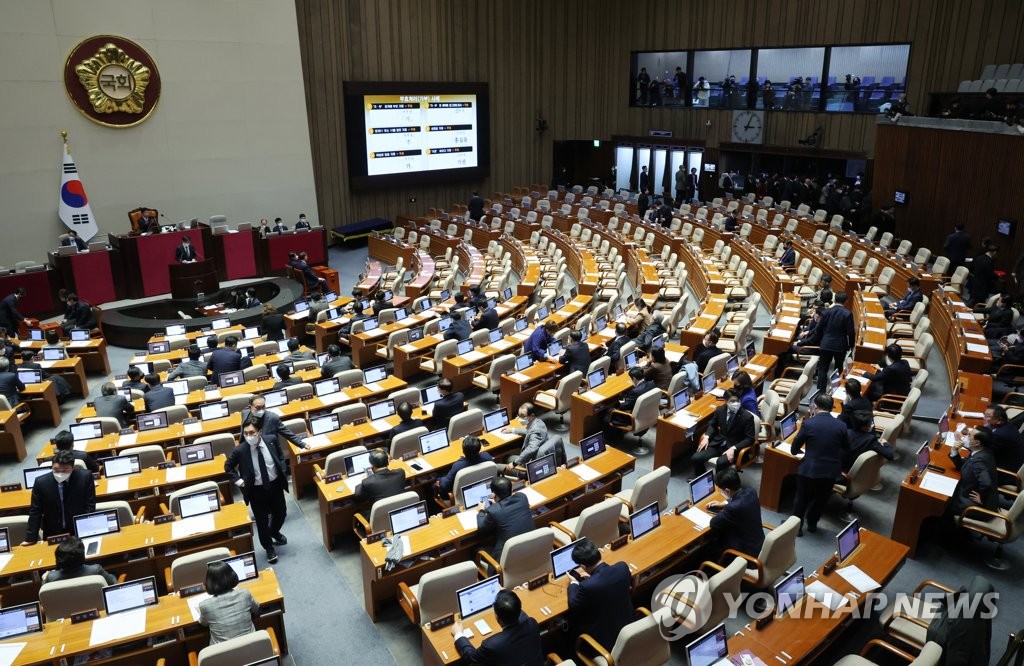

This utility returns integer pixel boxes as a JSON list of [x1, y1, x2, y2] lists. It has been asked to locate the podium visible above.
[[169, 260, 218, 300]]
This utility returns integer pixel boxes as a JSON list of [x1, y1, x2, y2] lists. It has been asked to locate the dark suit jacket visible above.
[[143, 385, 175, 412], [26, 469, 96, 542], [0, 372, 24, 408], [618, 379, 656, 412], [791, 413, 848, 479], [694, 344, 723, 374], [709, 486, 765, 557], [64, 302, 96, 329], [438, 453, 494, 494], [455, 612, 544, 666], [559, 342, 591, 376], [990, 422, 1024, 471], [950, 448, 997, 514], [779, 247, 796, 267], [474, 308, 499, 331], [175, 243, 198, 262], [811, 305, 855, 353], [838, 396, 873, 427], [0, 294, 23, 334], [863, 359, 912, 397], [431, 392, 465, 430], [705, 405, 756, 454], [637, 323, 666, 351], [261, 313, 286, 341], [93, 393, 134, 426], [605, 335, 630, 364], [567, 562, 633, 648], [207, 348, 252, 384], [390, 418, 424, 441], [321, 356, 354, 378], [844, 430, 895, 471], [970, 253, 997, 299], [890, 289, 923, 312], [239, 408, 302, 459], [225, 432, 289, 504], [71, 450, 100, 473], [477, 493, 534, 560], [943, 230, 972, 266], [468, 196, 486, 221], [352, 468, 407, 505], [444, 319, 471, 341], [983, 306, 1014, 338]]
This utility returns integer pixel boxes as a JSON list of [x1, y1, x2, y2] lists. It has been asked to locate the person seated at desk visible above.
[[731, 370, 758, 415], [884, 277, 923, 318], [19, 350, 71, 403], [982, 294, 1015, 339], [282, 337, 313, 363], [692, 388, 756, 474], [42, 329, 64, 350], [949, 427, 998, 516], [204, 335, 219, 359], [816, 276, 834, 307], [604, 322, 630, 368], [60, 229, 87, 252], [390, 401, 423, 440], [559, 329, 591, 377], [320, 344, 353, 378], [503, 402, 552, 467], [271, 217, 288, 233], [693, 329, 723, 375], [42, 536, 116, 585], [241, 287, 261, 309], [791, 393, 849, 536], [778, 239, 797, 268], [257, 304, 285, 342], [837, 378, 872, 427], [435, 435, 493, 497], [604, 366, 657, 436], [167, 344, 208, 380], [208, 335, 252, 385], [0, 287, 26, 336], [0, 357, 24, 407], [296, 252, 326, 293], [295, 213, 311, 230], [444, 310, 471, 341], [143, 373, 174, 411], [60, 293, 95, 332], [706, 468, 765, 559], [352, 449, 407, 508], [636, 312, 666, 352], [374, 289, 394, 313], [476, 476, 534, 565], [723, 212, 739, 232], [52, 429, 99, 473], [123, 366, 148, 393], [175, 235, 199, 263], [524, 320, 558, 362], [843, 410, 894, 472], [862, 344, 912, 402], [448, 292, 471, 316], [472, 302, 499, 332], [452, 589, 544, 666], [338, 301, 369, 337], [985, 405, 1024, 472], [431, 378, 465, 431], [307, 291, 328, 320], [225, 288, 247, 310], [566, 538, 633, 649], [23, 450, 95, 544], [94, 381, 135, 426], [272, 364, 300, 390], [629, 300, 654, 332], [257, 218, 271, 239], [198, 561, 260, 645], [137, 210, 157, 234], [468, 285, 487, 310]]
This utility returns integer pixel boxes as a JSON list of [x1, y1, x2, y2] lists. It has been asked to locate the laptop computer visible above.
[[488, 329, 504, 345], [179, 441, 214, 465], [395, 307, 408, 321], [262, 389, 287, 408], [100, 455, 140, 478], [388, 501, 428, 535], [515, 354, 534, 372], [363, 365, 387, 384], [551, 538, 585, 579], [672, 389, 691, 413], [73, 508, 121, 545], [70, 329, 91, 342], [483, 408, 509, 433], [438, 316, 452, 332], [837, 519, 862, 563], [456, 576, 501, 620], [343, 450, 373, 478], [554, 296, 566, 310], [421, 384, 442, 406], [199, 401, 229, 421], [629, 501, 661, 540], [243, 327, 260, 340], [165, 324, 186, 337], [408, 327, 424, 342], [148, 341, 170, 354], [623, 351, 639, 370], [219, 370, 243, 388], [310, 413, 341, 436], [684, 623, 731, 666], [587, 368, 606, 390], [137, 411, 169, 432], [689, 470, 715, 504], [503, 287, 513, 301], [726, 356, 740, 375], [16, 369, 42, 385], [43, 348, 66, 361], [23, 467, 50, 490], [102, 576, 159, 615], [701, 373, 719, 396], [418, 429, 449, 455], [526, 453, 557, 484], [315, 378, 341, 397], [27, 329, 44, 342], [779, 412, 798, 441], [456, 339, 474, 355], [513, 318, 528, 333], [536, 306, 549, 320], [580, 432, 606, 461]]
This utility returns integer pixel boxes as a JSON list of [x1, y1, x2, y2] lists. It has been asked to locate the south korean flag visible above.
[[58, 143, 99, 241]]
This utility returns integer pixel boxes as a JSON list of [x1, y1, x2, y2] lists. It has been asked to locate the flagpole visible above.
[[60, 129, 69, 154]]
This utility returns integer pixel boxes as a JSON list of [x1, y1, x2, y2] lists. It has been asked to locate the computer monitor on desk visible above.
[[219, 551, 259, 582], [726, 355, 740, 375], [419, 429, 449, 455], [102, 576, 158, 615], [672, 388, 690, 413], [137, 411, 168, 432], [586, 368, 606, 390], [70, 421, 104, 442], [916, 442, 931, 475], [515, 354, 534, 372], [456, 576, 501, 620], [774, 567, 806, 616], [836, 519, 862, 563], [99, 455, 140, 478], [343, 450, 373, 478], [526, 453, 557, 484], [461, 478, 491, 511], [779, 412, 798, 442], [73, 508, 121, 540], [70, 329, 90, 342], [180, 441, 213, 465], [685, 623, 731, 666], [483, 408, 509, 433], [689, 470, 715, 504], [368, 398, 396, 421], [580, 432, 605, 461], [550, 538, 584, 579], [388, 501, 428, 535], [701, 373, 718, 395], [629, 502, 661, 540], [178, 488, 221, 518], [0, 602, 42, 640]]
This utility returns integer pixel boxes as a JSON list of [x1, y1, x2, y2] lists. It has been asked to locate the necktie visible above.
[[255, 442, 271, 487], [57, 482, 66, 529], [726, 411, 733, 428]]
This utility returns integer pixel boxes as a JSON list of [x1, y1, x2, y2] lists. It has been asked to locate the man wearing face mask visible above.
[[240, 395, 308, 459], [226, 417, 290, 563], [691, 388, 756, 474], [705, 468, 764, 558], [294, 213, 311, 230], [23, 450, 96, 545], [948, 427, 997, 516], [503, 402, 552, 467]]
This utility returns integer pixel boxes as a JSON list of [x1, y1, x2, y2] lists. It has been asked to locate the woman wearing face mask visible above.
[[691, 388, 756, 474], [948, 427, 997, 516]]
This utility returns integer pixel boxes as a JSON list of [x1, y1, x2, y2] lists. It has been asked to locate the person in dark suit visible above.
[[226, 417, 290, 563], [271, 218, 288, 233], [431, 378, 465, 431], [295, 252, 326, 292], [985, 405, 1024, 472], [639, 166, 650, 192], [294, 214, 311, 230], [207, 336, 252, 385], [435, 435, 494, 497], [472, 303, 499, 332], [943, 223, 972, 272], [605, 367, 657, 439], [969, 244, 999, 305], [559, 329, 590, 376], [241, 288, 261, 309], [320, 344, 353, 378], [862, 344, 912, 401], [885, 278, 923, 317], [693, 330, 724, 374], [352, 449, 407, 508], [477, 476, 534, 562], [239, 394, 307, 459], [444, 311, 471, 341], [523, 320, 557, 362], [60, 229, 88, 252], [374, 290, 394, 313], [272, 364, 300, 390], [0, 357, 24, 408], [175, 236, 198, 263], [52, 429, 99, 473], [791, 393, 849, 535], [804, 292, 855, 392], [837, 378, 873, 427], [93, 382, 135, 426], [843, 410, 894, 472], [467, 192, 486, 222], [604, 323, 630, 367], [949, 428, 997, 516], [706, 468, 765, 558], [42, 537, 117, 585], [778, 240, 797, 267], [0, 288, 26, 336], [636, 313, 666, 352], [137, 210, 157, 234], [23, 450, 95, 544], [982, 294, 1015, 339], [390, 401, 423, 441], [566, 538, 632, 648], [143, 373, 174, 412], [123, 366, 149, 393], [692, 388, 756, 473], [453, 589, 543, 666]]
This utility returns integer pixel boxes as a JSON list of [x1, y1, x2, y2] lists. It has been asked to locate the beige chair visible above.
[[95, 500, 144, 528], [421, 339, 458, 374], [390, 426, 428, 459], [243, 364, 269, 382], [353, 490, 420, 539], [607, 388, 662, 455], [0, 515, 29, 545], [476, 527, 554, 588], [610, 467, 670, 520], [873, 388, 921, 440], [449, 461, 498, 510], [165, 481, 221, 516], [472, 354, 516, 397], [833, 452, 887, 521], [834, 640, 943, 666], [285, 383, 314, 402], [534, 371, 582, 430], [332, 402, 368, 426], [550, 497, 621, 547], [152, 404, 189, 425], [448, 408, 483, 441], [188, 628, 279, 666], [575, 607, 671, 666], [879, 579, 957, 649], [334, 369, 363, 387], [39, 575, 109, 621], [722, 516, 800, 589], [320, 445, 367, 478], [82, 416, 121, 435], [191, 433, 236, 458], [957, 489, 1024, 569], [120, 444, 167, 469], [685, 556, 746, 635], [224, 393, 254, 414], [165, 547, 232, 592], [398, 560, 479, 625]]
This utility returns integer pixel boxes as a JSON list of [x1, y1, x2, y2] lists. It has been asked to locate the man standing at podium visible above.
[[175, 235, 198, 263]]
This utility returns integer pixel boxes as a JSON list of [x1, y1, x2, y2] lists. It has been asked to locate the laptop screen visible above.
[[71, 421, 104, 442], [388, 501, 428, 535], [368, 399, 396, 421], [219, 370, 243, 387], [199, 401, 229, 421], [178, 489, 221, 518], [504, 287, 513, 301], [315, 378, 341, 397], [746, 342, 756, 360], [672, 389, 690, 413], [363, 365, 387, 384], [165, 380, 189, 396], [629, 501, 661, 540], [0, 527, 9, 554], [537, 306, 549, 320], [526, 453, 557, 485], [148, 341, 169, 354], [438, 316, 452, 332], [28, 329, 44, 341], [394, 308, 408, 321], [548, 341, 563, 357], [651, 334, 666, 351], [702, 373, 718, 394], [23, 467, 50, 490], [73, 509, 121, 539], [938, 413, 950, 436], [587, 368, 606, 389], [689, 471, 715, 504], [551, 538, 585, 579], [837, 519, 861, 563], [220, 551, 259, 582], [685, 623, 729, 666], [243, 327, 260, 340], [43, 348, 66, 361], [488, 329, 503, 344], [294, 300, 309, 313], [438, 290, 450, 302], [275, 339, 292, 353], [419, 429, 449, 455], [419, 299, 432, 313], [514, 318, 528, 332], [780, 412, 798, 440], [310, 414, 341, 436], [775, 567, 806, 616], [343, 450, 373, 477], [100, 455, 140, 478], [726, 356, 740, 374], [211, 318, 230, 330], [408, 327, 424, 342], [165, 324, 186, 336], [554, 296, 566, 310], [623, 351, 639, 370], [262, 389, 287, 408], [362, 317, 379, 332], [326, 307, 343, 322], [461, 478, 492, 510], [179, 442, 213, 465], [483, 408, 509, 433], [137, 411, 168, 432], [456, 339, 474, 355], [457, 576, 501, 620], [420, 384, 442, 405], [580, 432, 606, 461], [103, 576, 159, 615], [515, 354, 533, 372], [0, 602, 42, 640], [916, 442, 931, 473], [594, 316, 607, 332]]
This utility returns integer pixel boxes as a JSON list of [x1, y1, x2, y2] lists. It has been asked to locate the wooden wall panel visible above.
[[295, 0, 1024, 236]]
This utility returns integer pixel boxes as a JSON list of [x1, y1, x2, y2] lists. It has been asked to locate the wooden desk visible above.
[[350, 310, 440, 368], [19, 338, 111, 376], [763, 294, 803, 356], [21, 382, 60, 426], [499, 360, 562, 416], [851, 292, 887, 364], [679, 295, 728, 352], [930, 292, 993, 391], [19, 357, 88, 397], [569, 373, 634, 445], [0, 410, 27, 461]]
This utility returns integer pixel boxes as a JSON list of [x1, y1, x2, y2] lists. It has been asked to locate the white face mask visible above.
[[52, 471, 71, 483], [251, 408, 265, 418], [245, 434, 260, 446], [727, 401, 740, 414]]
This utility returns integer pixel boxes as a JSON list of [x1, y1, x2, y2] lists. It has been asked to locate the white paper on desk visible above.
[[0, 643, 25, 666], [866, 327, 886, 335], [959, 410, 985, 420], [964, 332, 987, 341], [0, 553, 14, 574], [492, 340, 512, 351], [365, 328, 388, 339], [319, 392, 346, 406], [105, 477, 130, 494], [572, 464, 600, 482], [806, 580, 848, 611], [74, 441, 88, 451], [204, 389, 222, 400], [364, 382, 384, 393], [780, 316, 800, 325], [399, 535, 412, 556], [580, 390, 604, 402], [509, 372, 530, 383], [165, 466, 187, 483], [745, 363, 768, 373], [117, 433, 138, 447], [835, 565, 880, 593], [171, 514, 216, 539], [398, 344, 418, 353], [671, 412, 699, 428], [682, 507, 712, 530], [186, 592, 212, 621], [461, 350, 485, 362], [372, 419, 393, 433], [774, 443, 803, 457], [457, 510, 479, 531], [68, 340, 91, 349], [920, 472, 958, 497], [303, 434, 330, 448], [89, 607, 147, 646], [956, 312, 975, 320], [832, 387, 848, 402], [291, 310, 309, 320], [665, 350, 684, 363], [342, 473, 366, 494], [518, 486, 547, 506], [966, 343, 990, 354], [37, 360, 56, 369], [183, 421, 203, 435]]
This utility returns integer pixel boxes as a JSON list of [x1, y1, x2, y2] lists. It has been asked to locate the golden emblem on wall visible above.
[[64, 36, 161, 128]]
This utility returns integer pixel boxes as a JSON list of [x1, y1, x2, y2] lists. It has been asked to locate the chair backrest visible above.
[[332, 402, 368, 426], [0, 515, 28, 545], [153, 404, 189, 425], [168, 481, 220, 516], [368, 491, 420, 534], [570, 498, 622, 546], [193, 433, 237, 458], [169, 547, 232, 591], [95, 500, 135, 528], [39, 575, 108, 621], [705, 353, 730, 381], [82, 416, 121, 435], [197, 629, 276, 666], [416, 561, 480, 623], [499, 527, 554, 587], [627, 467, 670, 513], [752, 516, 800, 588], [323, 445, 367, 477], [704, 556, 746, 631], [844, 452, 886, 500], [120, 445, 166, 469], [452, 461, 498, 509], [390, 426, 428, 459], [909, 642, 944, 666], [631, 388, 663, 433], [553, 372, 583, 412], [609, 608, 671, 666], [448, 408, 483, 441]]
